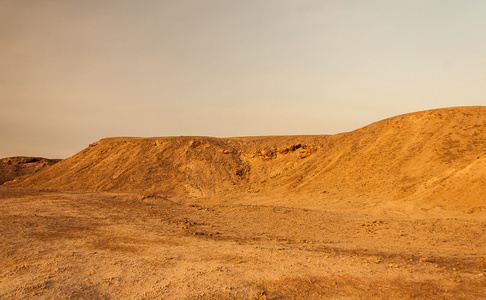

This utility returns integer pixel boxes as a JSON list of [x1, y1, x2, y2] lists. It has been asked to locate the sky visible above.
[[1, 0, 486, 158]]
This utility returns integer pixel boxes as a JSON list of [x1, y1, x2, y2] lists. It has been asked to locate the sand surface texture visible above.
[[1, 106, 485, 299]]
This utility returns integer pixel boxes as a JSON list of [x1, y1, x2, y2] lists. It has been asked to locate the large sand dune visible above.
[[1, 106, 485, 299], [13, 106, 486, 214]]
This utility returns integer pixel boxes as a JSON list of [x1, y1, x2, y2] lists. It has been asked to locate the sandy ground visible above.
[[1, 187, 485, 299], [2, 107, 485, 299]]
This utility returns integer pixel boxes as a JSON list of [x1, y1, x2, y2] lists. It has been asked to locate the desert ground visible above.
[[1, 106, 485, 299]]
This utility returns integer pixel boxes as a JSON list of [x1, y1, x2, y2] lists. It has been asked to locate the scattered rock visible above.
[[255, 290, 267, 300], [188, 139, 201, 148]]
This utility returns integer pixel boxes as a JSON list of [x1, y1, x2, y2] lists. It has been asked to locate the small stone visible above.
[[420, 257, 432, 263]]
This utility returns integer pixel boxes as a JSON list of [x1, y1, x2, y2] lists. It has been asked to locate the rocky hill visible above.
[[0, 157, 61, 185], [11, 106, 486, 213]]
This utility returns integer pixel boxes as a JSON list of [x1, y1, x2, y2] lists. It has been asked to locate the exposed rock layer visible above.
[[0, 157, 61, 184]]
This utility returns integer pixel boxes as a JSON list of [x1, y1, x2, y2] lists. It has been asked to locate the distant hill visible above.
[[0, 157, 61, 185], [11, 106, 486, 213]]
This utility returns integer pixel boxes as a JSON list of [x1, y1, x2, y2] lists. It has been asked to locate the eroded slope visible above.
[[0, 157, 61, 185], [13, 106, 486, 213]]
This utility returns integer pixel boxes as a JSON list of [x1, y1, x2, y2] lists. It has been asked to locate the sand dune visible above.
[[12, 106, 485, 214]]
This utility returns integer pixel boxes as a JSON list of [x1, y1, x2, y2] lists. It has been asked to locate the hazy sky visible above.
[[1, 1, 486, 158]]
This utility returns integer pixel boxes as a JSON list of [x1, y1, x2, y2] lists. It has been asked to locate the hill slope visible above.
[[12, 106, 486, 212], [0, 157, 61, 185]]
